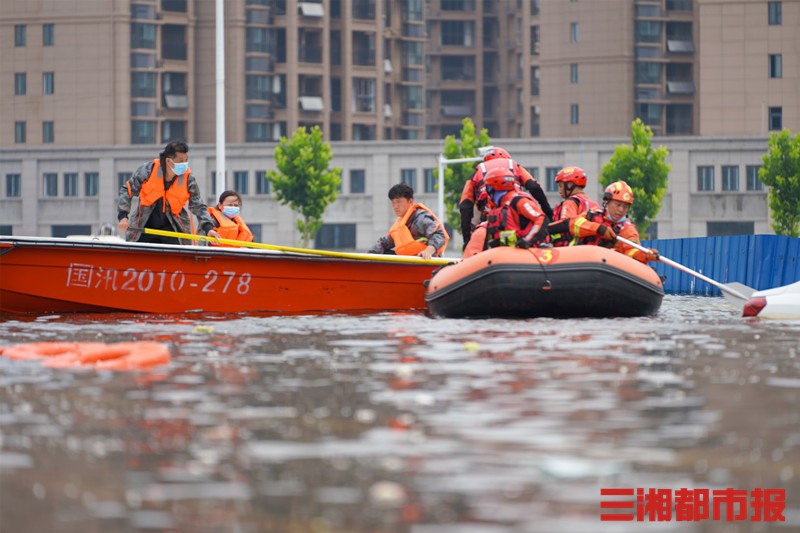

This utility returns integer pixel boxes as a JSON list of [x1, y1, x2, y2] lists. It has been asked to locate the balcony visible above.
[[352, 48, 376, 66]]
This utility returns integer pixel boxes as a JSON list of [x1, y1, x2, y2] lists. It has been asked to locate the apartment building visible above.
[[2, 0, 797, 147]]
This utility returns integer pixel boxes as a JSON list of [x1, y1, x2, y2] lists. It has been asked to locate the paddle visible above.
[[615, 235, 753, 304], [135, 227, 454, 266]]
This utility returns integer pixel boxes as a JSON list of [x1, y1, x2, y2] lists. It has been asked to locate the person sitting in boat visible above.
[[459, 146, 553, 250], [207, 190, 254, 246], [547, 180, 659, 263], [368, 183, 449, 260], [117, 141, 220, 245], [548, 166, 601, 247], [463, 167, 549, 258]]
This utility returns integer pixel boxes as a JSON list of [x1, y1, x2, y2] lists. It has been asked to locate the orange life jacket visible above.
[[551, 193, 602, 247], [207, 207, 254, 245], [389, 203, 449, 256], [130, 159, 191, 216], [485, 191, 547, 249], [577, 210, 631, 247]]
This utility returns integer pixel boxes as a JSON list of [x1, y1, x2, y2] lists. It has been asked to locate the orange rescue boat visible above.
[[0, 236, 451, 315], [424, 246, 664, 318]]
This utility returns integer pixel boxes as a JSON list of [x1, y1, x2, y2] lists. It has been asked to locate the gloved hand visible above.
[[596, 225, 617, 241], [646, 248, 660, 261]]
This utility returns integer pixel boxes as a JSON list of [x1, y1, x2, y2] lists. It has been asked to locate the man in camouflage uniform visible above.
[[117, 141, 220, 245]]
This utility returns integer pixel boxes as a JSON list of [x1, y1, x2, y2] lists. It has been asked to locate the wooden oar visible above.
[[615, 235, 753, 304], [138, 228, 455, 266]]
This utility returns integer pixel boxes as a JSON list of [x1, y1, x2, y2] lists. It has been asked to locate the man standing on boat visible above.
[[117, 141, 220, 245], [368, 183, 449, 260], [458, 146, 553, 249], [547, 180, 659, 263], [548, 166, 601, 247]]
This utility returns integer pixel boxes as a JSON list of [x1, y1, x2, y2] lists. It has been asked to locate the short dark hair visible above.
[[388, 183, 414, 200], [161, 141, 189, 159], [218, 190, 242, 206]]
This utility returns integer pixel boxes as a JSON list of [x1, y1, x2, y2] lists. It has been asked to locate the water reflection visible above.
[[1, 297, 799, 532]]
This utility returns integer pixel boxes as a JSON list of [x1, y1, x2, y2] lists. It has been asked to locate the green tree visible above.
[[266, 126, 342, 247], [599, 118, 670, 237], [437, 117, 491, 229], [760, 129, 800, 237]]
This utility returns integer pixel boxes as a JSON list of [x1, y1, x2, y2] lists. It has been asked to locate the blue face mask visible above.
[[171, 161, 189, 175], [222, 206, 240, 219]]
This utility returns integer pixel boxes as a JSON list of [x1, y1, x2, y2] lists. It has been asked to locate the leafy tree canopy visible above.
[[438, 117, 491, 229], [760, 129, 800, 237], [266, 126, 342, 247], [599, 118, 670, 236]]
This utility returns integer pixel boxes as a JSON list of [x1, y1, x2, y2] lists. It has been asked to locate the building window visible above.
[[162, 0, 187, 12], [246, 75, 270, 100], [6, 174, 21, 198], [245, 123, 269, 142], [159, 25, 185, 60], [768, 2, 782, 25], [44, 173, 58, 197], [131, 23, 157, 49], [161, 121, 186, 143], [401, 169, 417, 190], [697, 166, 714, 191], [42, 72, 55, 95], [570, 63, 578, 84], [246, 27, 271, 53], [769, 107, 782, 131], [42, 121, 54, 143], [530, 25, 540, 55], [132, 72, 156, 98], [14, 73, 26, 95], [746, 166, 764, 191], [15, 25, 26, 47], [234, 171, 249, 195], [570, 104, 579, 124], [63, 173, 79, 197], [570, 22, 579, 43], [314, 223, 356, 250], [546, 167, 560, 192], [721, 166, 739, 191], [85, 172, 99, 197], [43, 23, 54, 46], [118, 172, 132, 191], [350, 169, 366, 193], [353, 78, 376, 113], [635, 62, 661, 84], [707, 221, 754, 237], [131, 120, 157, 144], [424, 168, 436, 193], [635, 103, 662, 126], [51, 225, 92, 238], [255, 171, 270, 194], [14, 122, 26, 143], [769, 54, 782, 78]]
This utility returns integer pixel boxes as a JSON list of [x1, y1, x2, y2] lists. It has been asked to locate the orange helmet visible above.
[[482, 146, 511, 162], [555, 166, 587, 187], [603, 181, 634, 205], [484, 167, 518, 191]]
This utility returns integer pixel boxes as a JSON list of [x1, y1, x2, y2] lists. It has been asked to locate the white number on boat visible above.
[[66, 263, 252, 295]]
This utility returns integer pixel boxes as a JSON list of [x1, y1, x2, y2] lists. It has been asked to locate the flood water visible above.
[[1, 297, 799, 533]]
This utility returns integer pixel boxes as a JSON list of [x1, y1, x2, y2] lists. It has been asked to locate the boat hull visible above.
[[0, 237, 445, 315], [425, 246, 664, 318]]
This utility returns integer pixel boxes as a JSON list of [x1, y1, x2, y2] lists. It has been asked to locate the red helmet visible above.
[[484, 167, 518, 192], [555, 166, 587, 187], [482, 146, 511, 162], [603, 181, 634, 205]]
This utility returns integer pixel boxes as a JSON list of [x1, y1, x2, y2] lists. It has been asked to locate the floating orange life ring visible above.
[[1, 341, 170, 371]]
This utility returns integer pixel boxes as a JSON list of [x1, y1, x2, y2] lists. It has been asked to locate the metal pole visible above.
[[435, 154, 483, 223], [214, 0, 226, 200]]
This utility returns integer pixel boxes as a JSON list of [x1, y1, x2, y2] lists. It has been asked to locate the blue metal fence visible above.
[[641, 235, 800, 295]]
